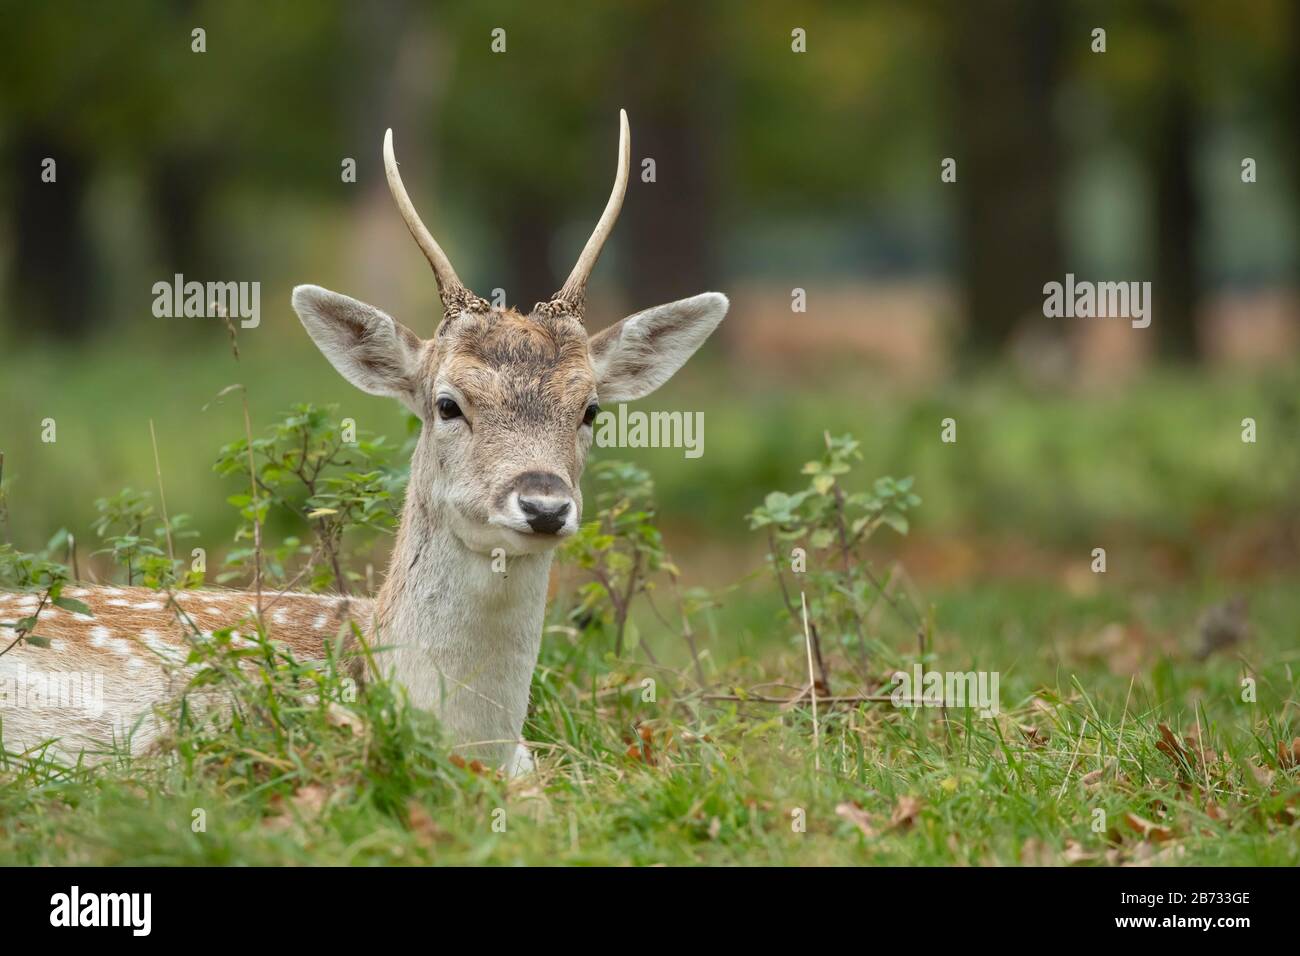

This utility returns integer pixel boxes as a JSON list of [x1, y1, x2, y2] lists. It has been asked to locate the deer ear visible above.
[[588, 292, 728, 403], [292, 285, 428, 416]]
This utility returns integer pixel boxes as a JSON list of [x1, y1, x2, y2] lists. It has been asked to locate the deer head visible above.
[[292, 110, 728, 558]]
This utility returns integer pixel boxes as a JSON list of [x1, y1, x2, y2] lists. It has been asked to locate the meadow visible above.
[[1, 327, 1297, 865]]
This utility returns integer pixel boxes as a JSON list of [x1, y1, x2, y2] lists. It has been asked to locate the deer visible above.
[[0, 110, 728, 775]]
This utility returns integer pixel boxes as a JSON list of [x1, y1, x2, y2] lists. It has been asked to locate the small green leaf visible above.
[[810, 528, 835, 549], [52, 596, 92, 616]]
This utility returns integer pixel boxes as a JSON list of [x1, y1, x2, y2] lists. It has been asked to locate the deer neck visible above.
[[373, 455, 553, 768]]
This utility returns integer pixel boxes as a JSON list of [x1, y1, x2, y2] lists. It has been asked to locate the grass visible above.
[[1, 334, 1297, 865], [1, 571, 1296, 866]]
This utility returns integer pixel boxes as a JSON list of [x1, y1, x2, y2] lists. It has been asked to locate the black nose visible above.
[[518, 496, 571, 535]]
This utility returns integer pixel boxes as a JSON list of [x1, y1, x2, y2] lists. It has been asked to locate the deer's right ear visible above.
[[292, 285, 428, 417]]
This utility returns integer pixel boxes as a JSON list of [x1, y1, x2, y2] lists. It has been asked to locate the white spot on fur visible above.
[[271, 608, 288, 625], [107, 599, 131, 607], [50, 639, 66, 651], [134, 601, 164, 610], [128, 657, 145, 671], [203, 606, 222, 615], [90, 626, 112, 647], [313, 614, 327, 630]]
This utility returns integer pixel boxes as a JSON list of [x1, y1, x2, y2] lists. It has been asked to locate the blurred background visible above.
[[0, 0, 1297, 609]]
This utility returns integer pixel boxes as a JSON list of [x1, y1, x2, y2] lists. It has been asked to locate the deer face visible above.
[[292, 289, 727, 556], [291, 109, 726, 557]]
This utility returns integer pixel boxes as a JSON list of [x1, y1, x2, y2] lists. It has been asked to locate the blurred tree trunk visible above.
[[619, 0, 718, 311], [1148, 4, 1202, 361], [500, 201, 558, 309], [148, 151, 220, 281], [10, 131, 95, 339], [948, 0, 1064, 356], [1150, 83, 1201, 360]]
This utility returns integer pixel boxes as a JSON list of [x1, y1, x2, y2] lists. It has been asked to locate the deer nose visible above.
[[518, 496, 571, 534]]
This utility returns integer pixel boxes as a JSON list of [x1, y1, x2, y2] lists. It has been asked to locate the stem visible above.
[[240, 389, 263, 618], [149, 419, 176, 566]]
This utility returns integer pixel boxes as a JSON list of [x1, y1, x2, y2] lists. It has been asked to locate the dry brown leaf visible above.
[[1124, 811, 1174, 843], [406, 800, 449, 847], [890, 795, 923, 830], [1155, 723, 1196, 776], [1018, 724, 1049, 747], [290, 784, 329, 816], [326, 701, 364, 735], [835, 801, 879, 838], [1277, 738, 1300, 770], [1249, 760, 1276, 789]]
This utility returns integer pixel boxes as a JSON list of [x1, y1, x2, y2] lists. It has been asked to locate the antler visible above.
[[383, 128, 487, 317], [548, 109, 631, 318]]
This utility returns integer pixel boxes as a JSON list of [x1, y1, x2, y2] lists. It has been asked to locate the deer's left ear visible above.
[[588, 292, 729, 403], [292, 285, 428, 417]]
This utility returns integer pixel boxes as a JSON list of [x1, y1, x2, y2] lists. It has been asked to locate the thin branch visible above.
[[802, 590, 820, 771], [148, 419, 176, 565]]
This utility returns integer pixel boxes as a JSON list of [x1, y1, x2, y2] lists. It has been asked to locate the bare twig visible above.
[[148, 419, 176, 565], [67, 533, 81, 583], [240, 390, 264, 618], [701, 692, 898, 705], [802, 590, 820, 771]]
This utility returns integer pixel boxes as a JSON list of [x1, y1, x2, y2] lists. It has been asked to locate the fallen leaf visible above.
[[1249, 761, 1276, 789], [1018, 724, 1049, 747], [326, 701, 364, 735], [406, 800, 448, 847], [890, 795, 923, 830], [1278, 738, 1300, 771], [1155, 723, 1195, 775], [290, 784, 329, 816], [835, 802, 878, 838], [1124, 811, 1173, 843]]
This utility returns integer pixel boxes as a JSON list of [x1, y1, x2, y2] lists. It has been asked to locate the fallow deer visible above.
[[0, 110, 728, 774]]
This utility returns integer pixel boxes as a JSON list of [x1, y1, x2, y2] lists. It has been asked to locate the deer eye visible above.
[[582, 402, 600, 427], [436, 397, 463, 421]]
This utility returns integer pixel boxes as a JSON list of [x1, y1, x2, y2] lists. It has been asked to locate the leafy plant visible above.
[[747, 432, 922, 689], [90, 488, 199, 589], [213, 403, 405, 593], [0, 538, 87, 655]]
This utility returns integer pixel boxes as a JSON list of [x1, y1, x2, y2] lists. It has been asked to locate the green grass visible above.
[[1, 338, 1297, 865], [2, 573, 1296, 866]]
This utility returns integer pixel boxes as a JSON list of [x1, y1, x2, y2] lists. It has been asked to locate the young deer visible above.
[[0, 111, 728, 773]]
